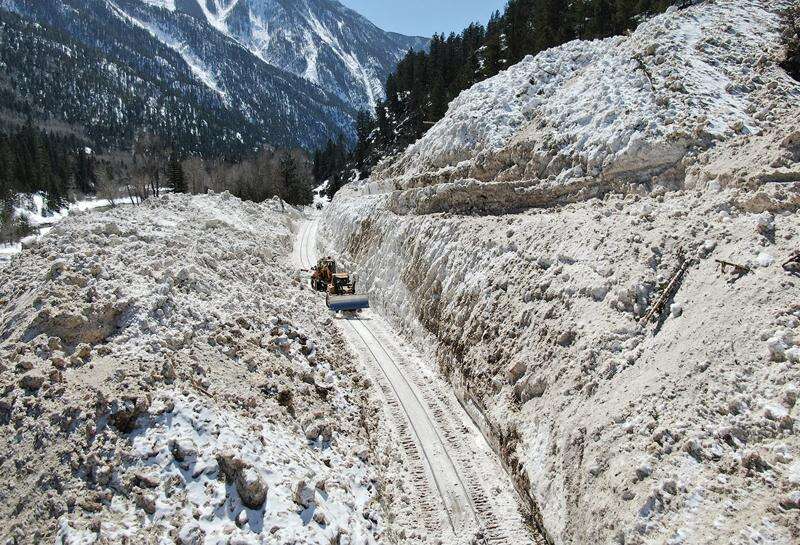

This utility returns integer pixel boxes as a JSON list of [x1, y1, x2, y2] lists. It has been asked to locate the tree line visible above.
[[96, 132, 315, 207], [314, 0, 686, 197], [0, 121, 96, 209], [1, 122, 315, 244], [176, 147, 314, 206], [0, 121, 98, 243]]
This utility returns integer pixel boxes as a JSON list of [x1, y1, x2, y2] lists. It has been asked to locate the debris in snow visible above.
[[756, 212, 775, 236], [18, 371, 45, 391], [767, 330, 794, 362], [293, 480, 316, 508], [0, 193, 393, 544], [320, 1, 800, 543]]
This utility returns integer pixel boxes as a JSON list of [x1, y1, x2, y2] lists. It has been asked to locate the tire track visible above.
[[296, 218, 541, 544], [297, 218, 453, 535]]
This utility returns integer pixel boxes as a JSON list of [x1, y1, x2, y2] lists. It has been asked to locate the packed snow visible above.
[[321, 1, 800, 544]]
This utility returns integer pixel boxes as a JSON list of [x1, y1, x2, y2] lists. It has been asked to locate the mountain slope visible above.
[[0, 0, 426, 154], [144, 0, 429, 112], [0, 0, 359, 154]]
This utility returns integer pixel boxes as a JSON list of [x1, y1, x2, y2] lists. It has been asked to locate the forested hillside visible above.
[[316, 0, 688, 194], [0, 122, 97, 242], [0, 124, 93, 207], [0, 1, 356, 156]]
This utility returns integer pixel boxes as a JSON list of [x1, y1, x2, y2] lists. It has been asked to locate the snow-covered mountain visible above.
[[0, 0, 427, 153], [144, 0, 429, 112]]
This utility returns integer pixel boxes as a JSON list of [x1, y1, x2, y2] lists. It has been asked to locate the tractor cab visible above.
[[311, 257, 337, 292], [329, 272, 356, 296]]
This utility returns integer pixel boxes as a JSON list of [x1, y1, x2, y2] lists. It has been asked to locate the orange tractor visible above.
[[310, 258, 370, 312]]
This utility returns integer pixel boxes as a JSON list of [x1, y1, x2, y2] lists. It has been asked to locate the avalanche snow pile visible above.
[[322, 1, 800, 544], [375, 0, 799, 215], [0, 193, 390, 545]]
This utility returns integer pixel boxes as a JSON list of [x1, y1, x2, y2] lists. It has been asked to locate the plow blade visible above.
[[327, 294, 370, 312]]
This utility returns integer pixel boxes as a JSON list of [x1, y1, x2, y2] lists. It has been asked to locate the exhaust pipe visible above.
[[326, 294, 370, 312]]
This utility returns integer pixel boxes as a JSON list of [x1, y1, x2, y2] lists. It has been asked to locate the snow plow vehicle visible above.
[[310, 257, 370, 312]]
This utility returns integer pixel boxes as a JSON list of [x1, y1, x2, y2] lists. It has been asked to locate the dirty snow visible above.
[[321, 1, 800, 544], [0, 193, 403, 544]]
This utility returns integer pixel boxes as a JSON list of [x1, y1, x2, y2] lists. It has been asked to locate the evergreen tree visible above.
[[0, 136, 13, 202], [167, 152, 187, 193], [352, 112, 375, 176], [280, 152, 312, 206], [73, 147, 96, 194]]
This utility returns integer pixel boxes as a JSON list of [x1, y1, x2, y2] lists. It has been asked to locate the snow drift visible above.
[[321, 1, 800, 544]]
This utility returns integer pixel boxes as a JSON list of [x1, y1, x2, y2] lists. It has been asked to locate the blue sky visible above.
[[340, 0, 508, 37]]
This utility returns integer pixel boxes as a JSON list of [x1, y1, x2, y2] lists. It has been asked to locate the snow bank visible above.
[[323, 173, 800, 545], [376, 0, 798, 214], [321, 1, 800, 544], [0, 194, 126, 269], [0, 242, 21, 269], [13, 193, 116, 228]]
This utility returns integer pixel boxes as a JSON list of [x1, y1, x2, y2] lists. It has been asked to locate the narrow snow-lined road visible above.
[[295, 218, 542, 545]]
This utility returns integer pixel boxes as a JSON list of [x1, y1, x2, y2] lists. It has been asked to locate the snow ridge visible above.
[[378, 0, 798, 201]]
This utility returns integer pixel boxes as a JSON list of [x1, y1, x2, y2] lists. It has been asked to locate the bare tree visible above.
[[173, 146, 314, 205], [132, 131, 167, 198], [96, 163, 119, 207], [182, 157, 208, 194]]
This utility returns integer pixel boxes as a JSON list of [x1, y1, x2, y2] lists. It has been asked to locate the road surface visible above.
[[295, 218, 541, 544]]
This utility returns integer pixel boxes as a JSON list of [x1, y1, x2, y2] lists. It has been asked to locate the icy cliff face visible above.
[[321, 1, 800, 543], [376, 0, 798, 207]]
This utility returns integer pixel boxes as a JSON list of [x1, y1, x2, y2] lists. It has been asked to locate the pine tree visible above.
[[74, 147, 92, 194], [353, 111, 375, 175], [280, 152, 311, 206], [167, 152, 187, 193], [482, 11, 506, 79], [0, 136, 13, 202]]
